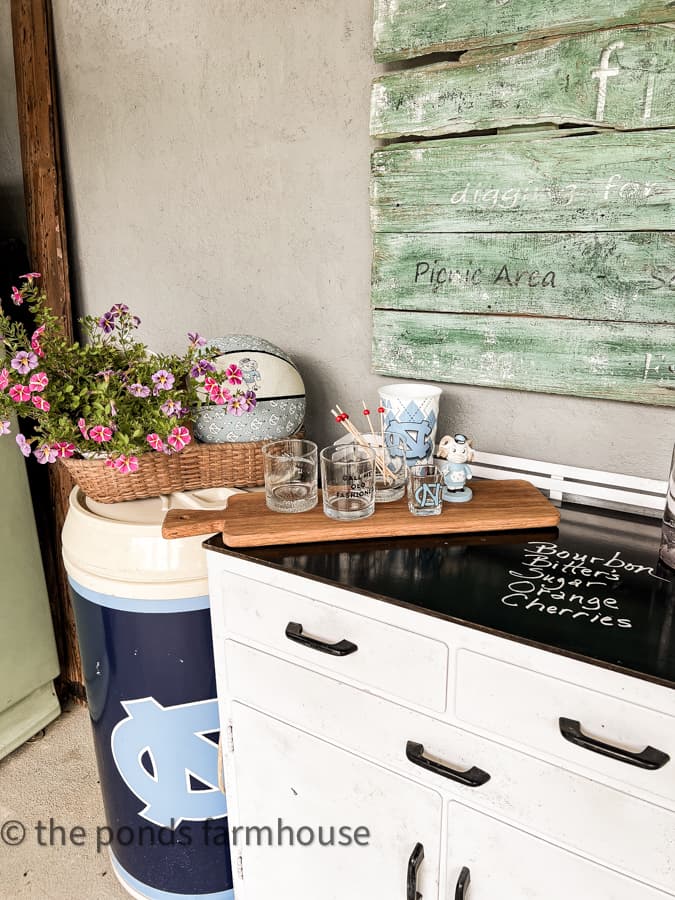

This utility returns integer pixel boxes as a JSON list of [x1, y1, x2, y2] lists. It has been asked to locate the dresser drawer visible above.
[[222, 640, 675, 892], [217, 571, 449, 711], [446, 802, 672, 900], [455, 650, 675, 807]]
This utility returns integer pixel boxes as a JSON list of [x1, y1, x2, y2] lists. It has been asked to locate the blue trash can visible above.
[[63, 487, 236, 900]]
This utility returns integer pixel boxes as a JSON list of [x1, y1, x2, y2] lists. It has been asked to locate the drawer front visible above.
[[223, 640, 675, 893], [447, 803, 672, 900], [455, 650, 675, 807], [217, 570, 448, 711]]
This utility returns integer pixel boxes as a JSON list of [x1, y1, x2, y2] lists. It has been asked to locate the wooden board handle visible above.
[[162, 507, 227, 540]]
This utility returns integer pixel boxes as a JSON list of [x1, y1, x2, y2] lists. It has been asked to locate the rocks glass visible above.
[[407, 464, 443, 517], [320, 443, 376, 521], [262, 439, 318, 513]]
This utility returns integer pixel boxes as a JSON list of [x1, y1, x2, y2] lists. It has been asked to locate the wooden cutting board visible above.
[[162, 479, 560, 547]]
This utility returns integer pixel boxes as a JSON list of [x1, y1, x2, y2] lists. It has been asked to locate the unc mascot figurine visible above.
[[438, 434, 474, 502]]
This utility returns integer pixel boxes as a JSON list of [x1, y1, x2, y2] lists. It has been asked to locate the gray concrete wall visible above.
[[0, 0, 26, 240], [51, 1, 675, 479]]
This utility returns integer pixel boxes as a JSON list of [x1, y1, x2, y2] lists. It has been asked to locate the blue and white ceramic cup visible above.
[[379, 383, 442, 466]]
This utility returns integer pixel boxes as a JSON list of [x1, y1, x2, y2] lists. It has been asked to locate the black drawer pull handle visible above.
[[455, 866, 470, 900], [406, 741, 490, 787], [407, 842, 424, 900], [559, 718, 670, 770], [285, 622, 358, 656]]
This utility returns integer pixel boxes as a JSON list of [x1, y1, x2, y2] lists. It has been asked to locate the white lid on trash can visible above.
[[62, 486, 240, 600]]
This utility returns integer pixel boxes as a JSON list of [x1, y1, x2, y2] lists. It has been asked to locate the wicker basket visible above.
[[58, 439, 267, 504]]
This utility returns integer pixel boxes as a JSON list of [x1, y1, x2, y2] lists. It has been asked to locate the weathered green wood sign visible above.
[[373, 0, 675, 61], [373, 232, 675, 322], [372, 312, 675, 405], [371, 3, 675, 406], [371, 129, 675, 233], [371, 25, 675, 138]]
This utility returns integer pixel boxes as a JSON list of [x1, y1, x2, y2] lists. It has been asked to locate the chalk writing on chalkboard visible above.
[[500, 541, 662, 629]]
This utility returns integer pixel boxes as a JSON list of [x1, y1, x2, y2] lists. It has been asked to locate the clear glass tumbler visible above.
[[373, 433, 407, 503], [262, 439, 318, 513], [660, 444, 675, 569], [407, 464, 443, 517], [320, 443, 376, 521]]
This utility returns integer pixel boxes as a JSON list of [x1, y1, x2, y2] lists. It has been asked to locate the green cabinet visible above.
[[0, 427, 60, 759]]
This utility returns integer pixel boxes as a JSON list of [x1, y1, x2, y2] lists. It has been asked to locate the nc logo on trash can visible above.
[[111, 697, 227, 828]]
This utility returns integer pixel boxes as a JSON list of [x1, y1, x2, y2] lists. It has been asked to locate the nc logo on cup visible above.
[[111, 697, 227, 828], [415, 483, 442, 508], [383, 402, 436, 462]]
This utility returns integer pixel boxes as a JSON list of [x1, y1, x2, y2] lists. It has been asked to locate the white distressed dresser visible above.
[[206, 501, 675, 899]]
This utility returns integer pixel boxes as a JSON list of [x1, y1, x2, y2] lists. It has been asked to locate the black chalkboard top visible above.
[[205, 503, 675, 689]]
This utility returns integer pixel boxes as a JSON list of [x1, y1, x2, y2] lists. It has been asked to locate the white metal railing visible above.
[[457, 450, 668, 516]]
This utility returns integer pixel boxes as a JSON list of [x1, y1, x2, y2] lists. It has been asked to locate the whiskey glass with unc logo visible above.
[[407, 464, 443, 517]]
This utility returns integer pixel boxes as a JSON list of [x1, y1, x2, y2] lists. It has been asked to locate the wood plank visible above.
[[372, 232, 675, 321], [372, 311, 675, 405], [162, 481, 560, 546], [11, 0, 83, 701], [371, 25, 675, 138], [373, 0, 675, 62], [371, 129, 675, 233]]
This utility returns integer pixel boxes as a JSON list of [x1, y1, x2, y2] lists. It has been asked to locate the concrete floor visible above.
[[0, 703, 126, 899]]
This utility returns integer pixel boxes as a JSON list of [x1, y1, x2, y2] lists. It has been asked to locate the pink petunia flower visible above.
[[146, 433, 165, 452], [151, 370, 175, 392], [109, 303, 129, 316], [52, 441, 75, 459], [160, 398, 183, 417], [11, 286, 23, 306], [29, 372, 48, 392], [167, 426, 191, 451], [127, 382, 151, 398], [89, 425, 113, 443], [9, 384, 31, 403], [208, 383, 232, 406], [225, 364, 243, 385], [31, 325, 45, 357], [242, 390, 257, 411], [34, 444, 58, 464], [98, 311, 116, 334], [114, 454, 139, 474], [11, 351, 39, 375], [228, 394, 247, 416], [31, 395, 50, 412], [190, 359, 216, 379], [187, 332, 207, 348], [19, 272, 40, 280], [0, 420, 10, 435], [104, 458, 116, 469], [16, 434, 31, 457], [0, 368, 9, 391], [77, 418, 89, 439]]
